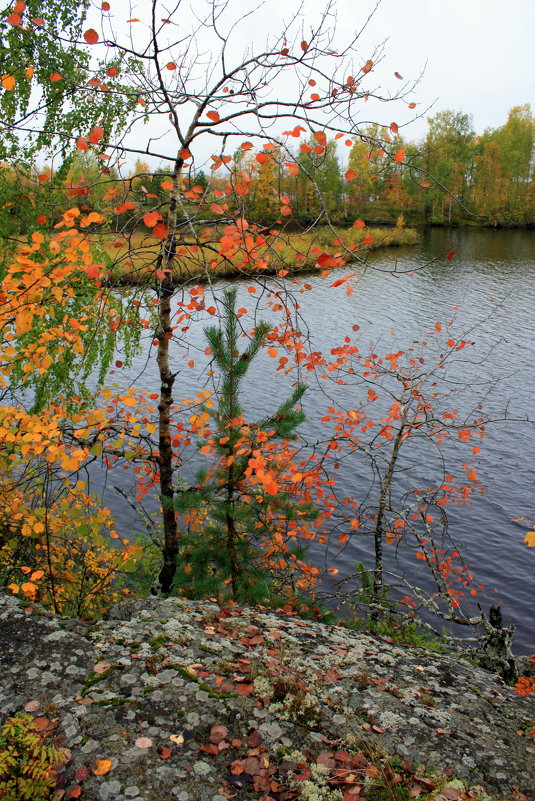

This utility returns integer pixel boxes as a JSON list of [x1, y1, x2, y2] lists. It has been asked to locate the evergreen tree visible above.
[[171, 289, 317, 603]]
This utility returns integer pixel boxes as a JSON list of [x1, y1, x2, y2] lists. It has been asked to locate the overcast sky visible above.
[[96, 0, 534, 169], [348, 0, 535, 140]]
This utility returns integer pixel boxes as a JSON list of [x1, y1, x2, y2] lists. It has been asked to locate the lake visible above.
[[101, 226, 535, 653]]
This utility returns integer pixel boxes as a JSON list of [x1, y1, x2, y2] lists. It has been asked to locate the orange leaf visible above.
[[207, 111, 220, 123], [285, 162, 299, 176], [6, 13, 22, 26], [394, 149, 405, 163], [363, 233, 373, 245], [255, 152, 269, 165], [83, 29, 99, 45], [361, 60, 373, 74], [166, 62, 176, 71], [300, 40, 308, 51], [143, 210, 163, 228], [300, 143, 312, 153], [390, 122, 399, 134], [49, 73, 63, 81], [76, 137, 89, 150], [345, 169, 356, 181], [161, 180, 174, 190], [152, 222, 168, 239], [1, 75, 15, 91], [115, 201, 136, 213], [408, 102, 417, 109], [91, 758, 112, 776], [354, 218, 366, 229], [240, 141, 254, 151], [313, 131, 327, 146], [102, 2, 110, 10]]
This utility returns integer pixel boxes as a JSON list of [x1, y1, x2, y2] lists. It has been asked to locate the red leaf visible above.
[[447, 249, 457, 260], [166, 62, 176, 71], [143, 210, 163, 228], [207, 111, 220, 123], [345, 169, 356, 182], [317, 253, 337, 268], [363, 233, 373, 245], [36, 215, 47, 224], [354, 219, 366, 229], [76, 137, 89, 150], [255, 152, 269, 165], [74, 766, 89, 782], [83, 29, 99, 44], [367, 389, 378, 402], [6, 13, 22, 26], [158, 746, 172, 760], [390, 122, 399, 134], [107, 67, 119, 76], [88, 125, 104, 144], [300, 143, 312, 153], [394, 71, 403, 79], [330, 273, 356, 288], [300, 40, 308, 51], [394, 149, 404, 163], [152, 222, 169, 240], [102, 2, 110, 10]]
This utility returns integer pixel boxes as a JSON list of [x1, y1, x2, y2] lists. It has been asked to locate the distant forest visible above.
[[1, 105, 533, 231]]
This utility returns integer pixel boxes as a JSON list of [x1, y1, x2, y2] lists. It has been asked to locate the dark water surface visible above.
[[100, 227, 535, 653]]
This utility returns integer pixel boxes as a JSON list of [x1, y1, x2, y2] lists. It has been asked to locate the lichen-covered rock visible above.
[[1, 593, 533, 800]]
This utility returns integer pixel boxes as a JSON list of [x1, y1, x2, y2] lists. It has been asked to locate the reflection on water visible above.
[[94, 227, 535, 653]]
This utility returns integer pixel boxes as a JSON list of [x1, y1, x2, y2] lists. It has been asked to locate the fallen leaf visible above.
[[91, 757, 112, 776], [169, 733, 184, 745], [135, 737, 153, 749], [210, 725, 229, 744], [24, 700, 41, 713], [92, 660, 111, 674], [158, 746, 172, 759]]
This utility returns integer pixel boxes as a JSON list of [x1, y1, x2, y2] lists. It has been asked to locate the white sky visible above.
[[89, 0, 535, 169], [351, 0, 535, 140]]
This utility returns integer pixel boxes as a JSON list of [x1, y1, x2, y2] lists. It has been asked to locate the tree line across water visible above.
[[1, 105, 533, 237]]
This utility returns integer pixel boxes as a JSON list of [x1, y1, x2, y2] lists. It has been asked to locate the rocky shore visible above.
[[1, 593, 533, 800]]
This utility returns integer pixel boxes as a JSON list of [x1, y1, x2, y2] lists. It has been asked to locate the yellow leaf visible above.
[[524, 531, 535, 547], [120, 395, 137, 407]]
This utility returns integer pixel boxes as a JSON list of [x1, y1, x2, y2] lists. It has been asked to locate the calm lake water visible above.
[[101, 227, 535, 653]]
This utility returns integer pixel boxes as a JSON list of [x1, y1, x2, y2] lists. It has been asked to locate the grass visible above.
[[93, 223, 419, 287]]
